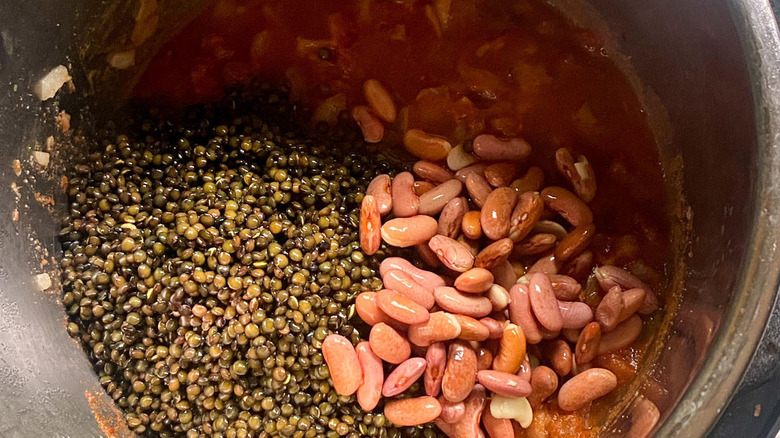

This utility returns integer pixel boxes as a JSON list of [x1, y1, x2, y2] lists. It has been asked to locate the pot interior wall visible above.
[[0, 0, 764, 436]]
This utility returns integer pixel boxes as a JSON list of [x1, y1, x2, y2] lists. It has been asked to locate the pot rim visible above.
[[656, 1, 780, 436]]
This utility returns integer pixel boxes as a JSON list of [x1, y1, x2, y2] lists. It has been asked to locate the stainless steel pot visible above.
[[0, 0, 778, 436]]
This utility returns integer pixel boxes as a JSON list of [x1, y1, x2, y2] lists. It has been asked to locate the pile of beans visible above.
[[323, 120, 661, 435]]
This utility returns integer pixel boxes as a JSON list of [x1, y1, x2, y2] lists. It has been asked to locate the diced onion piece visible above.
[[33, 65, 71, 101], [32, 273, 52, 291], [447, 144, 477, 171], [33, 151, 50, 168]]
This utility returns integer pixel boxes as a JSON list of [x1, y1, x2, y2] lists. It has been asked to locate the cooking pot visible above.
[[0, 0, 779, 436]]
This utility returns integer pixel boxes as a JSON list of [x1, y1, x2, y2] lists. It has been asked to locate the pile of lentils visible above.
[[59, 86, 444, 438]]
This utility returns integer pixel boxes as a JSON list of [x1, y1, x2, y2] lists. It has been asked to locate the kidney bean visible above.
[[414, 180, 436, 196], [429, 235, 475, 272], [575, 322, 602, 365], [453, 314, 490, 341], [482, 407, 514, 438], [383, 357, 428, 397], [539, 325, 561, 340], [492, 324, 526, 374], [360, 195, 382, 256], [595, 265, 659, 315], [557, 368, 617, 411], [404, 129, 452, 161], [415, 243, 441, 269], [562, 328, 581, 343], [527, 252, 561, 275], [555, 148, 597, 203], [455, 162, 488, 181], [364, 79, 397, 123], [528, 273, 564, 332], [442, 341, 478, 402], [448, 144, 479, 171], [480, 317, 505, 340], [351, 105, 385, 143], [381, 215, 438, 248], [490, 260, 518, 290], [473, 134, 532, 161], [424, 342, 447, 396], [356, 291, 402, 328], [526, 366, 558, 409], [484, 162, 519, 188], [571, 356, 593, 375], [555, 223, 596, 262], [367, 174, 393, 216], [370, 323, 411, 364], [594, 352, 637, 384], [626, 397, 660, 438], [419, 180, 464, 216], [619, 288, 647, 322], [439, 197, 468, 238], [382, 269, 437, 310], [597, 314, 643, 355], [454, 268, 494, 293], [596, 286, 624, 332], [391, 171, 419, 217], [481, 187, 519, 240], [356, 342, 384, 411], [489, 394, 533, 428], [408, 311, 462, 346], [439, 396, 467, 423], [376, 289, 431, 325], [461, 210, 483, 240], [562, 249, 594, 281], [322, 334, 362, 396], [381, 257, 446, 289], [474, 238, 513, 269], [476, 347, 494, 370], [414, 160, 454, 183], [486, 284, 510, 311], [513, 233, 557, 256], [385, 396, 442, 426], [434, 287, 492, 318], [465, 172, 493, 208], [517, 359, 533, 382], [548, 274, 582, 301], [548, 339, 573, 376], [508, 284, 543, 345], [558, 300, 594, 329], [435, 385, 487, 438], [509, 191, 544, 242], [540, 186, 593, 227], [478, 370, 532, 398], [532, 219, 569, 240], [511, 166, 545, 194]]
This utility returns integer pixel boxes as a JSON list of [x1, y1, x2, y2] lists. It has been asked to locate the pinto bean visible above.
[[360, 195, 382, 255], [557, 368, 617, 411], [486, 284, 510, 311], [540, 186, 593, 227], [484, 162, 519, 187], [476, 347, 494, 370], [434, 385, 487, 438], [527, 366, 558, 409], [482, 407, 515, 438], [508, 284, 543, 345], [454, 268, 494, 293], [438, 197, 468, 238], [380, 257, 446, 289], [376, 289, 431, 325], [429, 235, 475, 272], [442, 341, 478, 402], [434, 287, 493, 318], [424, 342, 447, 397], [363, 79, 397, 122], [596, 286, 624, 332], [558, 300, 594, 329], [548, 339, 573, 376], [462, 210, 483, 239], [597, 315, 643, 355], [356, 342, 384, 411], [391, 171, 419, 217], [490, 260, 518, 290], [492, 324, 526, 374], [381, 215, 438, 247], [419, 179, 464, 216], [385, 396, 442, 426], [473, 134, 532, 161], [511, 166, 544, 194], [448, 144, 479, 171], [404, 129, 453, 161], [475, 238, 513, 269], [414, 160, 454, 183], [322, 334, 362, 396], [414, 180, 436, 196], [481, 187, 519, 240], [528, 273, 564, 332], [513, 233, 557, 256], [367, 174, 393, 216], [408, 311, 462, 346], [370, 323, 411, 364], [575, 322, 602, 365], [478, 370, 532, 398], [383, 357, 428, 397], [453, 314, 490, 341], [555, 223, 596, 262], [351, 105, 385, 143], [466, 172, 493, 208], [509, 191, 544, 242], [381, 269, 437, 310]]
